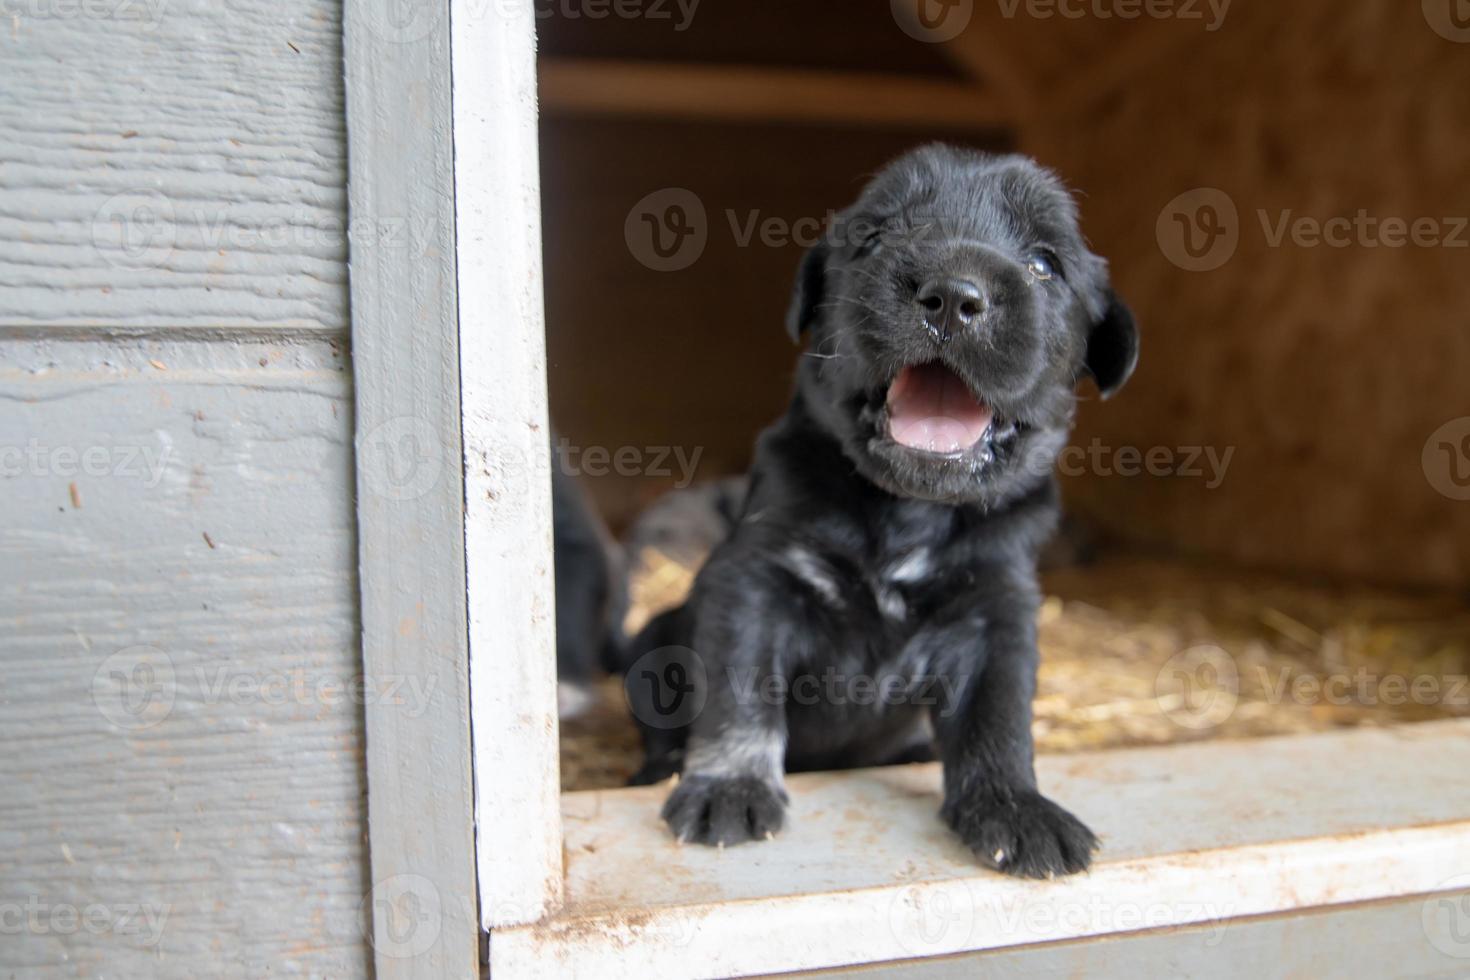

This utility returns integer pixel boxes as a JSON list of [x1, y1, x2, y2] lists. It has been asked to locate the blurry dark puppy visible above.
[[551, 457, 627, 717], [627, 145, 1138, 878]]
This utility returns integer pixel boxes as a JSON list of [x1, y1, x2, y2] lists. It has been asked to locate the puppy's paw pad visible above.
[[661, 774, 788, 846], [944, 789, 1098, 879]]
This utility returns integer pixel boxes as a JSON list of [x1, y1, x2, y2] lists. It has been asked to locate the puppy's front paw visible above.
[[943, 787, 1098, 878], [661, 774, 788, 846]]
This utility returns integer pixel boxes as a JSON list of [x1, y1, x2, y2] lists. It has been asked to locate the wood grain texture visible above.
[[0, 336, 369, 978], [787, 891, 1470, 979], [539, 59, 1013, 129], [0, 0, 349, 331], [1037, 2, 1470, 588], [343, 0, 480, 973], [494, 721, 1470, 977], [451, 0, 565, 931]]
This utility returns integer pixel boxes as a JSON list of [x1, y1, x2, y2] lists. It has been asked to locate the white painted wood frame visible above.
[[346, 0, 560, 971]]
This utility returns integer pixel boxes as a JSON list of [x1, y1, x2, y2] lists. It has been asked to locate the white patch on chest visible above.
[[876, 587, 907, 620], [780, 546, 844, 605], [874, 548, 934, 621], [885, 548, 933, 583]]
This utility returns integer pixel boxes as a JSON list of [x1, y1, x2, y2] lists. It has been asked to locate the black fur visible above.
[[552, 459, 626, 684], [629, 146, 1137, 877]]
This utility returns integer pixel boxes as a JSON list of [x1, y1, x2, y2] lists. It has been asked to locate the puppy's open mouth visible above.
[[885, 362, 995, 456]]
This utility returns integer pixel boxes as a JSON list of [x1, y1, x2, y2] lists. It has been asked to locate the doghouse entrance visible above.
[[562, 550, 1470, 791], [499, 2, 1470, 975]]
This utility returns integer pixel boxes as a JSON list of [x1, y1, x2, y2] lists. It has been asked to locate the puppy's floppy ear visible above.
[[785, 241, 830, 343], [1085, 291, 1139, 399]]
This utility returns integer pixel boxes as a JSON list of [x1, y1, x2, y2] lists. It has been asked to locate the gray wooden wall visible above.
[[0, 1, 372, 975]]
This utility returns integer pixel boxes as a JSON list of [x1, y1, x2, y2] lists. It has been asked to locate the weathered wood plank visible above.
[[451, 0, 564, 932], [0, 336, 369, 978], [492, 721, 1470, 978], [539, 59, 1012, 130], [784, 890, 1470, 978], [0, 0, 349, 331], [343, 0, 480, 974]]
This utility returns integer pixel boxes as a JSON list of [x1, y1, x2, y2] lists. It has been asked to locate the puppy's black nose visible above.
[[916, 277, 985, 341]]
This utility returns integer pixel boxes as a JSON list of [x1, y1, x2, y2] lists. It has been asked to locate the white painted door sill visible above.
[[489, 720, 1470, 978]]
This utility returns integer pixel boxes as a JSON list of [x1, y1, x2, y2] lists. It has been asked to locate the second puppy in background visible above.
[[627, 145, 1138, 878]]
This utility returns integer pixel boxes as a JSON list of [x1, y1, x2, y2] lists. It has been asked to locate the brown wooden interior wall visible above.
[[539, 1, 1470, 591]]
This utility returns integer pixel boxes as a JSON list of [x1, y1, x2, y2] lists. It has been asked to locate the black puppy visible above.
[[551, 454, 627, 716], [635, 146, 1138, 878]]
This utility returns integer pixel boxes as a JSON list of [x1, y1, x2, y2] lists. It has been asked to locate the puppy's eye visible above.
[[1025, 251, 1059, 281], [855, 224, 887, 257]]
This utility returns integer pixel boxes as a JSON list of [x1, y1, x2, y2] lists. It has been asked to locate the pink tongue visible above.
[[886, 363, 993, 454]]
